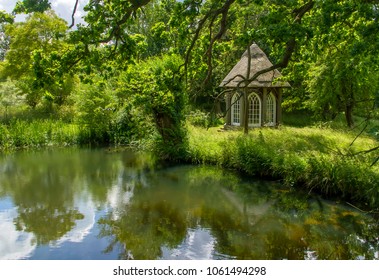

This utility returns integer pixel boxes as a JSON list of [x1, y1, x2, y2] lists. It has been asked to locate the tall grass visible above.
[[0, 119, 82, 150], [187, 124, 379, 209]]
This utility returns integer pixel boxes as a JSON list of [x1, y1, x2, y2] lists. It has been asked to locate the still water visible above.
[[0, 148, 378, 260]]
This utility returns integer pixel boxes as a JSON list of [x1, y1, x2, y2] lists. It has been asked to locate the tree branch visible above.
[[233, 1, 315, 89], [203, 0, 235, 85], [68, 0, 79, 29], [91, 0, 150, 44], [185, 0, 236, 81]]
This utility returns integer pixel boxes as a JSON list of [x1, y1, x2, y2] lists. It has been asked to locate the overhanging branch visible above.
[[68, 0, 79, 29]]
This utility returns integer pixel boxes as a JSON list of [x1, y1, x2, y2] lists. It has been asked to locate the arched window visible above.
[[231, 93, 241, 125], [248, 93, 261, 127], [266, 92, 276, 126]]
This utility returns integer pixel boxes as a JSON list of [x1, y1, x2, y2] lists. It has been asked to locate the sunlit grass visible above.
[[187, 122, 379, 209], [0, 119, 81, 150]]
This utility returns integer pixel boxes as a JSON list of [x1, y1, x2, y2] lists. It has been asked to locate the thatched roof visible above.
[[220, 44, 291, 88]]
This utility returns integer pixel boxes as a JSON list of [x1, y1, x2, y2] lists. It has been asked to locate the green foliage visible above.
[[109, 104, 154, 145], [187, 110, 211, 127], [2, 11, 70, 107], [119, 54, 188, 160], [187, 124, 379, 209], [285, 0, 379, 126], [0, 119, 80, 150], [303, 5, 379, 127], [0, 10, 14, 25], [14, 0, 51, 14], [74, 80, 116, 144]]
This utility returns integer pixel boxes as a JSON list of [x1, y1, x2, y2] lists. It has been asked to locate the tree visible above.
[[21, 0, 379, 130], [13, 0, 51, 14], [125, 0, 179, 58], [300, 0, 379, 127], [0, 79, 25, 118], [2, 11, 71, 107], [119, 54, 187, 160], [306, 49, 378, 128]]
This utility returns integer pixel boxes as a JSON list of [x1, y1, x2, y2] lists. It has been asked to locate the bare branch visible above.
[[241, 38, 296, 88], [350, 116, 371, 147], [352, 145, 379, 156], [371, 156, 379, 167], [68, 0, 79, 29]]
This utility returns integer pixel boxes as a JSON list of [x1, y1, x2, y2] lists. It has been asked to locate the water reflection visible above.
[[161, 227, 218, 260], [0, 204, 36, 260], [0, 148, 378, 260], [53, 196, 95, 246]]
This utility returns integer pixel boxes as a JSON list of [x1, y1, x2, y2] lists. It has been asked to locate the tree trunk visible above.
[[243, 89, 249, 134], [345, 103, 354, 128]]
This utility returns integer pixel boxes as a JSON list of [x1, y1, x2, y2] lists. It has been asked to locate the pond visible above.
[[0, 147, 378, 260]]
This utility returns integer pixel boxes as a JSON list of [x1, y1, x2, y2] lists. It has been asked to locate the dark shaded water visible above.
[[0, 148, 378, 260]]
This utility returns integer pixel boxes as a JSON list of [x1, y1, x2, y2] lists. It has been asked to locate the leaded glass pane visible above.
[[248, 93, 261, 127]]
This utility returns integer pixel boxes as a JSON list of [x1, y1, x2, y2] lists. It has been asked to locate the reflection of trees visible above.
[[100, 165, 378, 260], [98, 161, 190, 259], [97, 166, 273, 259], [1, 150, 377, 259], [299, 205, 379, 260], [99, 200, 187, 259], [0, 148, 149, 245], [14, 206, 84, 245], [0, 154, 83, 244]]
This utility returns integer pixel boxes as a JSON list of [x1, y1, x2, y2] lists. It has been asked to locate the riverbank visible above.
[[1, 111, 379, 210], [186, 124, 379, 210]]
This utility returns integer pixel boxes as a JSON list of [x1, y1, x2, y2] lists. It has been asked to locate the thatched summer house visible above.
[[220, 44, 290, 128]]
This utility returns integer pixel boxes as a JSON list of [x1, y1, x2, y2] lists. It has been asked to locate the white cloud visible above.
[[0, 0, 15, 13], [162, 228, 217, 260], [54, 196, 96, 245], [0, 208, 36, 260], [0, 0, 89, 26], [51, 0, 89, 26]]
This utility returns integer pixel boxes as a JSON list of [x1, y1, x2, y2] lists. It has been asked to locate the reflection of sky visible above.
[[161, 227, 219, 260], [54, 194, 96, 246], [0, 207, 36, 260], [0, 194, 97, 259], [0, 165, 135, 259], [107, 181, 134, 220]]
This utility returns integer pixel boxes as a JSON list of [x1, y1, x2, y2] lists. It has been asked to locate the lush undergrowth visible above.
[[0, 119, 83, 149], [0, 103, 150, 150], [187, 123, 379, 210]]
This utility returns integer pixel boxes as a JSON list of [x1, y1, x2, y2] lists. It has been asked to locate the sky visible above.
[[0, 0, 89, 26]]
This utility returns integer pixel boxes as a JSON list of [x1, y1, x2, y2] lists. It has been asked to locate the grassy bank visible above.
[[187, 124, 379, 209], [0, 119, 83, 150], [0, 105, 143, 150], [1, 106, 379, 210]]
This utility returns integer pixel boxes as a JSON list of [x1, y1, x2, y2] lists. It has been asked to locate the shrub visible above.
[[187, 110, 210, 127], [74, 80, 116, 144]]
